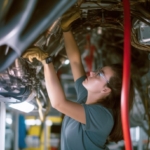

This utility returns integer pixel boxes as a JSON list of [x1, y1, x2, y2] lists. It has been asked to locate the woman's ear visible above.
[[102, 87, 111, 95]]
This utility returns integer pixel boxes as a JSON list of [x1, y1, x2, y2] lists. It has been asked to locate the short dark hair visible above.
[[100, 64, 134, 142]]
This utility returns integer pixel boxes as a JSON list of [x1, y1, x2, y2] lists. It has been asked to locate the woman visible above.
[[23, 9, 134, 150]]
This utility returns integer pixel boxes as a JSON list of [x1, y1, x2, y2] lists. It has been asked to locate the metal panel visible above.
[[138, 21, 150, 45], [0, 0, 76, 72]]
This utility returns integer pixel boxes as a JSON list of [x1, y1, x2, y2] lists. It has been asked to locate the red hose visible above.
[[121, 0, 132, 150]]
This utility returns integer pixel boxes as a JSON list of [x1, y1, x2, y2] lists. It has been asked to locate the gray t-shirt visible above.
[[61, 76, 114, 150]]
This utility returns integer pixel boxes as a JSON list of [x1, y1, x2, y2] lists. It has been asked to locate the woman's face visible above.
[[82, 66, 115, 94]]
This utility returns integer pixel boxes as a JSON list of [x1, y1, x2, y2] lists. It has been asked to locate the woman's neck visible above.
[[86, 91, 104, 105]]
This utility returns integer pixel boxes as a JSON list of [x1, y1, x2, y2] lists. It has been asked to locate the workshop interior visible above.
[[0, 0, 150, 150]]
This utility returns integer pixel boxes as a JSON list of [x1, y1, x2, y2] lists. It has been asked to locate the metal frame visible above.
[[0, 102, 6, 150]]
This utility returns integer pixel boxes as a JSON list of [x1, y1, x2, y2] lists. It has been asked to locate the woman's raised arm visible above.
[[63, 31, 85, 81]]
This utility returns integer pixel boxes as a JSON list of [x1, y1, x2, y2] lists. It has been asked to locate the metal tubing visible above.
[[121, 0, 132, 150]]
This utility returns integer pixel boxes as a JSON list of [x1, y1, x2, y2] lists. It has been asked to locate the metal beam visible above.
[[0, 102, 6, 150]]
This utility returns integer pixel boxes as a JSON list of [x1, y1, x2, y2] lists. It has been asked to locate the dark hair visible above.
[[100, 64, 134, 143]]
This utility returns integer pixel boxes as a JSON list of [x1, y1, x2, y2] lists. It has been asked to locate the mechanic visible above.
[[23, 8, 134, 150]]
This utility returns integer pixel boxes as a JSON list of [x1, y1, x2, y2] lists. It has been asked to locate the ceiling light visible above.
[[64, 59, 70, 65], [6, 118, 12, 125], [46, 120, 53, 126], [25, 119, 35, 126], [9, 102, 34, 113], [35, 119, 41, 125]]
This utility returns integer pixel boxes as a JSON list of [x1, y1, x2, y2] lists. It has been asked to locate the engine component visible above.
[[34, 18, 61, 51], [135, 20, 150, 45], [0, 0, 76, 72], [80, 1, 120, 10], [0, 58, 43, 103], [34, 36, 47, 51], [0, 58, 26, 89]]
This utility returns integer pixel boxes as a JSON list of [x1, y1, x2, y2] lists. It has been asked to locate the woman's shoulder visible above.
[[75, 75, 87, 84], [83, 104, 114, 120], [82, 103, 114, 131]]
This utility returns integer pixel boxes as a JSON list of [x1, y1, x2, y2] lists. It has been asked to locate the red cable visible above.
[[121, 0, 132, 150]]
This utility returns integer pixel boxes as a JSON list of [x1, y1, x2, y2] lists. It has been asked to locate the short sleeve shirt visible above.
[[61, 76, 114, 150]]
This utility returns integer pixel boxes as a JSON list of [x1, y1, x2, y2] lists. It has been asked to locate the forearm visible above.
[[63, 31, 81, 63], [63, 31, 85, 80], [43, 63, 66, 108]]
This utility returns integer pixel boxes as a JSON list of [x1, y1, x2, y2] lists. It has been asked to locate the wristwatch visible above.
[[46, 56, 53, 64]]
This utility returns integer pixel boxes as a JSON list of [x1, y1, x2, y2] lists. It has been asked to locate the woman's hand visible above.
[[22, 47, 49, 63], [61, 6, 81, 32]]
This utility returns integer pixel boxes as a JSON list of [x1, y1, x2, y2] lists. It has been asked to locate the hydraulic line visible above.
[[121, 0, 132, 150]]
